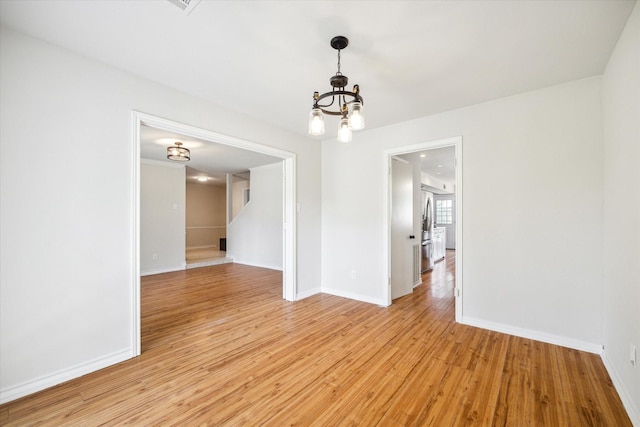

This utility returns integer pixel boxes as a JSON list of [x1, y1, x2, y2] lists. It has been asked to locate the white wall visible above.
[[186, 182, 226, 249], [421, 172, 454, 195], [0, 27, 321, 402], [602, 1, 640, 423], [230, 176, 250, 221], [140, 161, 186, 275], [227, 163, 283, 270], [322, 76, 604, 350]]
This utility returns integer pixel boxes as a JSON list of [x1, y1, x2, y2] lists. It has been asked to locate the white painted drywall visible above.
[[227, 163, 283, 270], [186, 182, 226, 249], [321, 76, 604, 349], [140, 161, 186, 275], [231, 177, 250, 221], [0, 27, 320, 402], [421, 172, 454, 195], [602, 1, 640, 423]]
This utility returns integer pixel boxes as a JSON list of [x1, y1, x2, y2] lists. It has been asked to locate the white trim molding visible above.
[[321, 286, 387, 307], [462, 316, 604, 354], [131, 112, 141, 357], [132, 111, 298, 359], [602, 351, 640, 426], [296, 287, 321, 301], [0, 349, 133, 405], [140, 264, 186, 276], [382, 136, 463, 319]]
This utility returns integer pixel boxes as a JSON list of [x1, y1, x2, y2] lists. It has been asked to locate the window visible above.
[[435, 199, 453, 224]]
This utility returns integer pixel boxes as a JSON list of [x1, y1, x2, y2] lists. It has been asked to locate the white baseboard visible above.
[[602, 351, 640, 426], [0, 348, 134, 404], [462, 316, 603, 354], [321, 286, 387, 306], [232, 260, 283, 271], [140, 264, 185, 276], [296, 287, 321, 301]]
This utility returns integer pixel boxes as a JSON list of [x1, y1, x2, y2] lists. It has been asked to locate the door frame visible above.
[[131, 111, 297, 356], [382, 136, 463, 321]]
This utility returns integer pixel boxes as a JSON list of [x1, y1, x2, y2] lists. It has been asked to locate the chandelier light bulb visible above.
[[337, 117, 352, 143], [308, 107, 325, 135], [348, 101, 365, 130]]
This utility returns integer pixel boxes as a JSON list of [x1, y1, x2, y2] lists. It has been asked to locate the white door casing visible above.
[[131, 111, 297, 356], [383, 136, 462, 322], [390, 157, 414, 300]]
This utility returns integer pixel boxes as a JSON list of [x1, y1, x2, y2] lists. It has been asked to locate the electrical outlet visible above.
[[152, 253, 158, 261], [631, 343, 637, 366], [350, 270, 357, 280]]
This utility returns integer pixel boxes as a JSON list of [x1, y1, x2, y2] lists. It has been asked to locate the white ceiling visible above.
[[0, 0, 634, 136], [0, 0, 634, 176], [399, 146, 456, 187], [140, 125, 282, 185]]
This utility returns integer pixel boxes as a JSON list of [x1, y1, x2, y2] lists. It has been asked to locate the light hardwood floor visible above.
[[0, 251, 632, 425]]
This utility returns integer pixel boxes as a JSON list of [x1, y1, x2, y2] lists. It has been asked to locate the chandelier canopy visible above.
[[309, 36, 365, 143]]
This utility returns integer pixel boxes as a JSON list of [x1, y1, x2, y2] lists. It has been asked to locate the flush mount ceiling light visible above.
[[309, 36, 365, 143], [167, 141, 190, 162]]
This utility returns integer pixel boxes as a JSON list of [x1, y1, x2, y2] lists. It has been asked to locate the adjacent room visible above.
[[139, 124, 285, 274]]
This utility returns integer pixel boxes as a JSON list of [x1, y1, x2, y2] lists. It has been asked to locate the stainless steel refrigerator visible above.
[[421, 189, 434, 272]]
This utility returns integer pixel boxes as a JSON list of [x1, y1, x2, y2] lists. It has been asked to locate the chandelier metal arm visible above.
[[313, 90, 364, 116]]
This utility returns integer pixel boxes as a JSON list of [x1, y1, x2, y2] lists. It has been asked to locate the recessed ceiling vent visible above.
[[167, 0, 201, 14]]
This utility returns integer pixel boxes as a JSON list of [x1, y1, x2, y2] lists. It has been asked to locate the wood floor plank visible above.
[[0, 254, 632, 426], [530, 341, 567, 425], [455, 331, 509, 425], [493, 337, 536, 426]]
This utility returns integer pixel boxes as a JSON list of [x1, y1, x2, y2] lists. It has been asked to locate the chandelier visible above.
[[167, 141, 190, 162], [308, 36, 365, 143]]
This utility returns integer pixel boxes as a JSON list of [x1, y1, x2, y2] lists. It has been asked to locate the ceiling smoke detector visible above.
[[167, 0, 201, 14]]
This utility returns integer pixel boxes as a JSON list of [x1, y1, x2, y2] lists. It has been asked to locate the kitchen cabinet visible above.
[[433, 227, 446, 262]]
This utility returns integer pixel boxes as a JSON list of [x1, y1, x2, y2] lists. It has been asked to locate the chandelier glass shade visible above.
[[337, 115, 352, 143], [308, 107, 325, 135], [309, 36, 364, 142], [167, 141, 190, 162]]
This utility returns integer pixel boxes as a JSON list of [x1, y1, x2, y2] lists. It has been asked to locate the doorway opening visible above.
[[383, 136, 462, 321], [131, 111, 297, 356]]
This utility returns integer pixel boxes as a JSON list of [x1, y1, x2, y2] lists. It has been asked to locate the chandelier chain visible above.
[[336, 48, 342, 76]]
